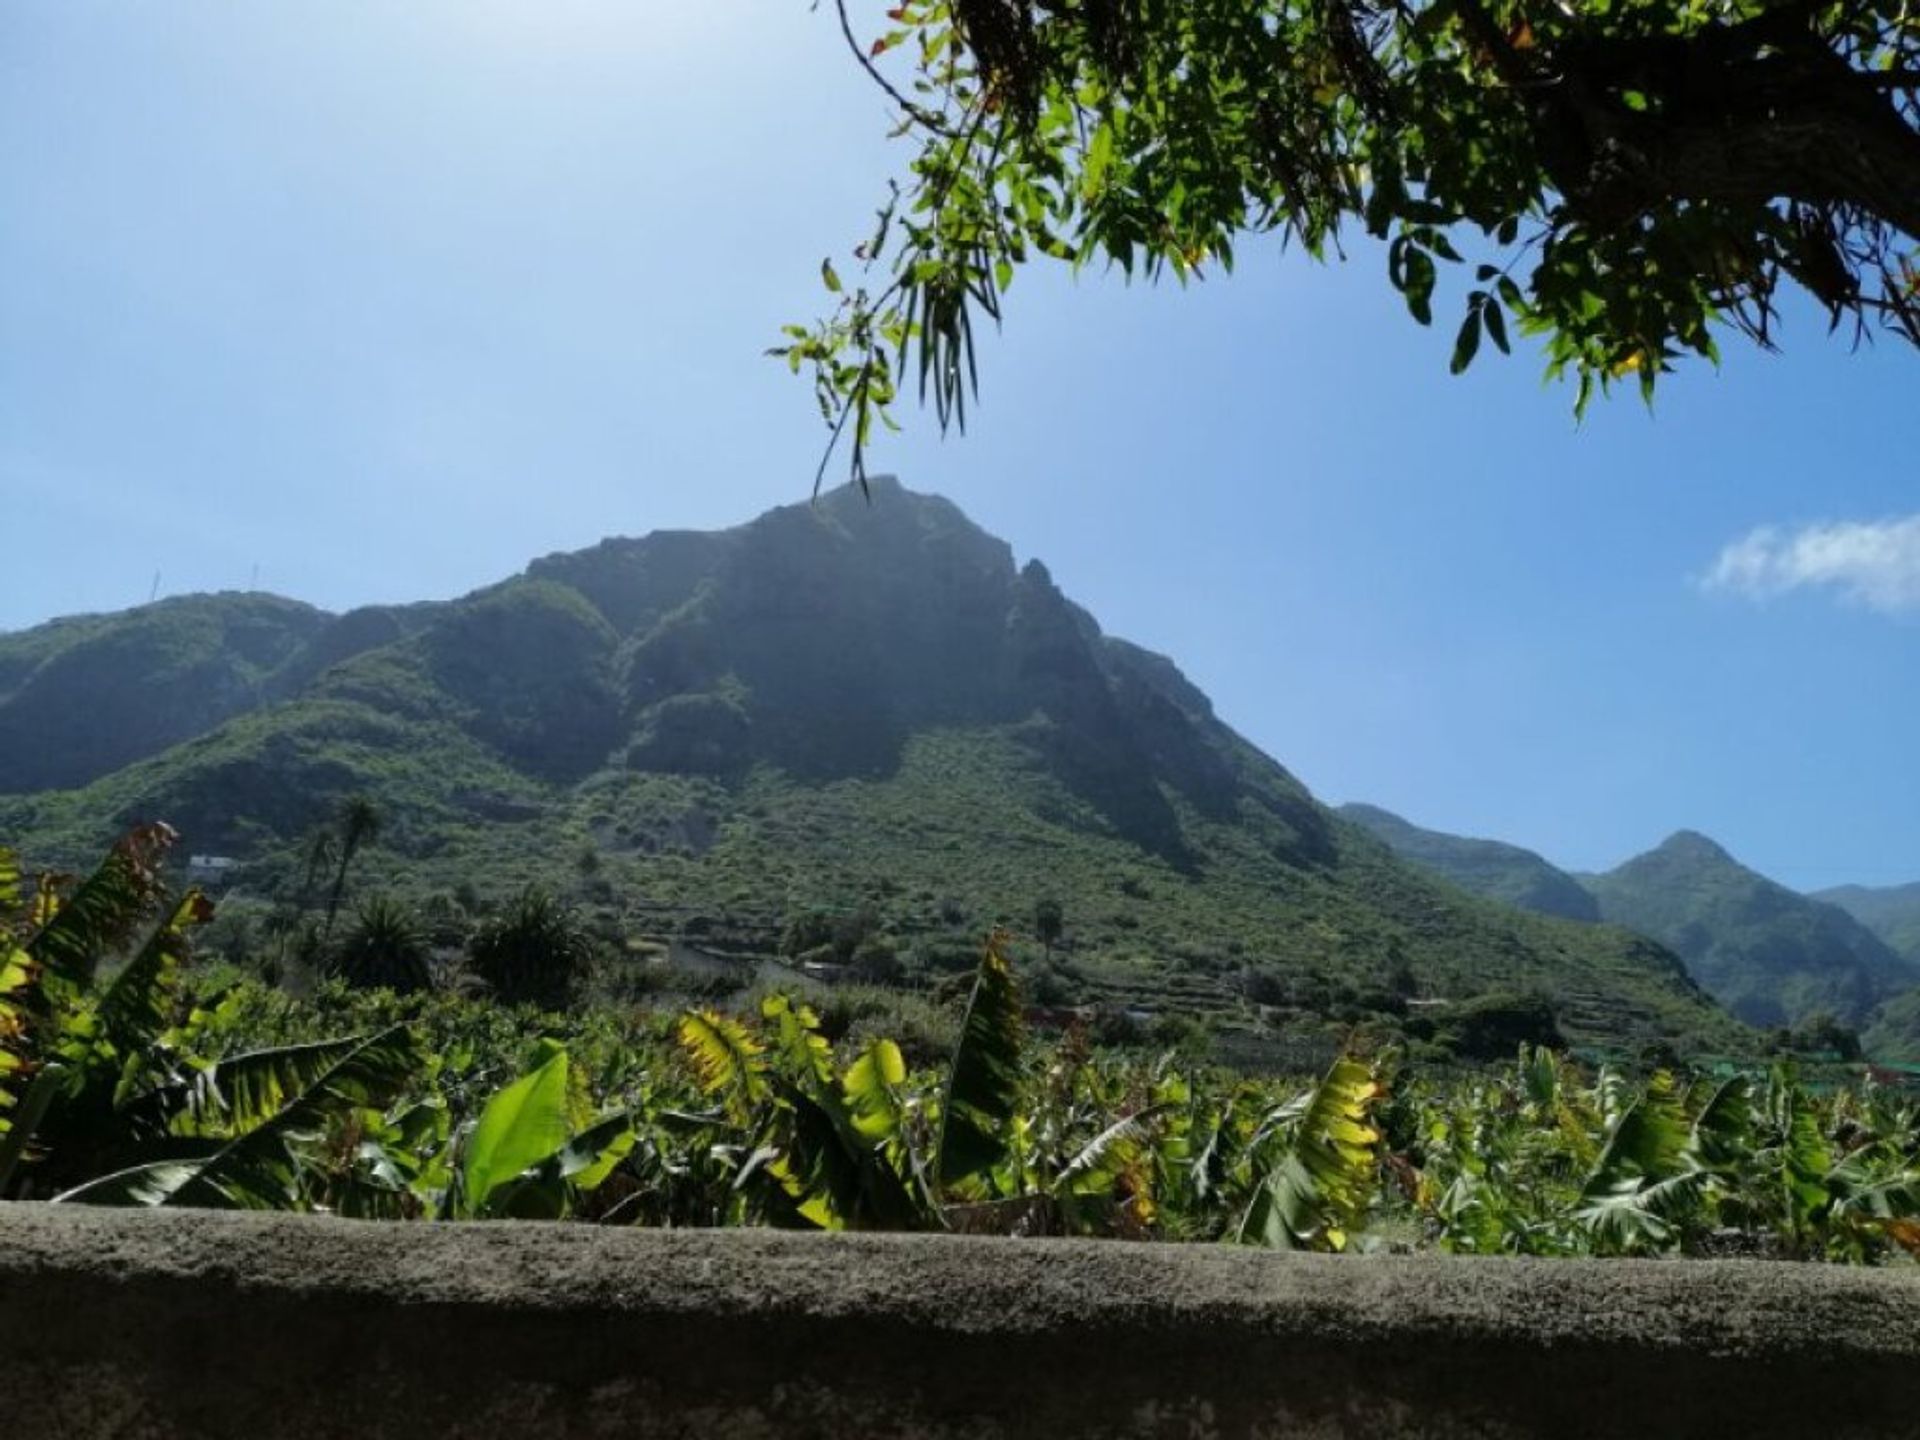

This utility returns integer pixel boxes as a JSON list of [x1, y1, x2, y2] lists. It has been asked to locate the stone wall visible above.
[[3, 1203, 1918, 1439]]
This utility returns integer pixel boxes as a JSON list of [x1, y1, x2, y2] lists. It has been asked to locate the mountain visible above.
[[0, 478, 1739, 1054], [1583, 832, 1919, 1030], [0, 592, 444, 797], [0, 592, 326, 793], [1814, 882, 1920, 966], [1337, 804, 1601, 922]]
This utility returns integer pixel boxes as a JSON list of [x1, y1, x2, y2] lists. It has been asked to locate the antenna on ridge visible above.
[[148, 570, 161, 604]]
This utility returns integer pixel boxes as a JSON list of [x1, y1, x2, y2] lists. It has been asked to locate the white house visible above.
[[186, 855, 239, 882]]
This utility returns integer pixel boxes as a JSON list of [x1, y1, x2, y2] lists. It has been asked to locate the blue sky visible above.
[[4, 2, 1916, 886]]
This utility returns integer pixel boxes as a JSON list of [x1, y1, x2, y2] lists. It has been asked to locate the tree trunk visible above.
[[1552, 35, 1920, 243]]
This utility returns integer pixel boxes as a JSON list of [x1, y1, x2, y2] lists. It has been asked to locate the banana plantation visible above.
[[4, 826, 1919, 1261]]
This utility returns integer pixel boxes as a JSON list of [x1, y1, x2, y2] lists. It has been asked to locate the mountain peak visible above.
[[1650, 829, 1736, 866], [1589, 829, 1917, 1028], [0, 478, 1747, 1056]]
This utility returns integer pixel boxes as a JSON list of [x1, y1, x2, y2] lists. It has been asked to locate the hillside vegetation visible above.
[[1583, 832, 1919, 1031], [1338, 804, 1600, 922], [1819, 883, 1920, 967], [0, 480, 1741, 1055], [1345, 806, 1920, 1046], [3, 834, 1914, 1261]]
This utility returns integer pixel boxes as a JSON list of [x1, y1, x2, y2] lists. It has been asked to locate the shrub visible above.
[[1437, 992, 1565, 1062], [469, 887, 597, 1009], [331, 895, 432, 995]]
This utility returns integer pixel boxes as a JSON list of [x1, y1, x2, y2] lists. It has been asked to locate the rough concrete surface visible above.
[[3, 1202, 1918, 1439]]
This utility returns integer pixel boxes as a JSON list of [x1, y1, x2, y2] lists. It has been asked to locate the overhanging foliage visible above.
[[786, 0, 1920, 481]]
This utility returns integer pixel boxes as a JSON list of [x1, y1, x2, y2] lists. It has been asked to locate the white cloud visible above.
[[1700, 515, 1920, 615]]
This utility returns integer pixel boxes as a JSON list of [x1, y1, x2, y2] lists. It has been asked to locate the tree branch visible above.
[[835, 0, 958, 137]]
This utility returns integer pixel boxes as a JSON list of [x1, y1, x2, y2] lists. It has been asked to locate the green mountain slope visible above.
[[0, 479, 1741, 1054], [0, 592, 443, 795], [1337, 803, 1601, 922], [1584, 832, 1919, 1030], [1862, 988, 1920, 1063], [0, 593, 328, 792], [1815, 882, 1920, 966]]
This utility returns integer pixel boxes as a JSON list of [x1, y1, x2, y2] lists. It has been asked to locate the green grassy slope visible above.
[[0, 480, 1744, 1055], [1816, 882, 1920, 966], [1863, 988, 1920, 1062], [1337, 803, 1601, 921], [0, 591, 451, 796], [0, 593, 329, 793]]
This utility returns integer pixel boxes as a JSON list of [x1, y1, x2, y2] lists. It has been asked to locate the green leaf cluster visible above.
[[790, 0, 1920, 475]]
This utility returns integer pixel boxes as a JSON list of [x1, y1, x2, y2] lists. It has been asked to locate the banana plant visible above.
[[675, 931, 1028, 1232], [445, 1039, 636, 1220], [678, 993, 935, 1230], [1231, 1055, 1386, 1252], [673, 931, 1389, 1249], [1572, 1071, 1724, 1254], [3, 826, 417, 1210]]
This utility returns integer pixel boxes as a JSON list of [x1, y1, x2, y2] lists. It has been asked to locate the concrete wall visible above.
[[3, 1203, 1918, 1439]]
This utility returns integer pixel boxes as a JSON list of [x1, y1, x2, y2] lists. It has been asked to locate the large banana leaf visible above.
[[548, 1109, 638, 1191], [843, 1037, 907, 1145], [53, 1025, 417, 1209], [124, 1031, 404, 1139], [1589, 1075, 1689, 1181], [27, 824, 176, 994], [96, 891, 212, 1070], [1235, 1055, 1382, 1251], [1573, 1074, 1705, 1251], [677, 1009, 768, 1117], [52, 1157, 213, 1206], [0, 1063, 66, 1193], [1056, 1104, 1172, 1195], [461, 1043, 574, 1216], [1574, 1167, 1714, 1250], [174, 1025, 416, 1209], [1686, 1076, 1753, 1170], [0, 941, 35, 1131], [0, 845, 20, 919], [934, 930, 1024, 1198]]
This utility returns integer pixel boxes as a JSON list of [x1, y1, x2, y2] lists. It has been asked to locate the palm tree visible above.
[[331, 894, 432, 994], [299, 827, 337, 905], [468, 886, 596, 1009], [1033, 897, 1064, 959], [321, 795, 381, 939]]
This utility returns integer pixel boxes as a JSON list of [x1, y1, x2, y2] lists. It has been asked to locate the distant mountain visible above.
[[1584, 832, 1919, 1030], [0, 593, 442, 796], [1337, 804, 1601, 922], [0, 593, 325, 793], [0, 478, 1738, 1053], [1814, 882, 1920, 966]]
